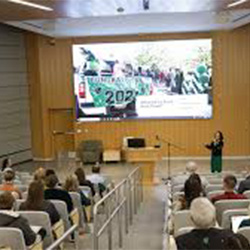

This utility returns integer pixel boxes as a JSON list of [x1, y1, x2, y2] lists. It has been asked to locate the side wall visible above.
[[26, 24, 250, 159], [0, 24, 32, 164]]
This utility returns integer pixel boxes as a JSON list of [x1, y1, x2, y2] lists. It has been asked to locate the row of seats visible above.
[[164, 168, 250, 249]]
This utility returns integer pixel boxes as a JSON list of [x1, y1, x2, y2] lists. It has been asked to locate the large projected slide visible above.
[[73, 39, 212, 121]]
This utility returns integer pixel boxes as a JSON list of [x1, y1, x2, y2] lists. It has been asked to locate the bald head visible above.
[[186, 161, 198, 174]]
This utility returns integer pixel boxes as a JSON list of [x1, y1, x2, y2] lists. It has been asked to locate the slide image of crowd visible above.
[[73, 39, 212, 120]]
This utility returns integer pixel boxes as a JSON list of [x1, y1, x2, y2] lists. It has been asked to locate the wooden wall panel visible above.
[[27, 24, 250, 159], [0, 24, 32, 163]]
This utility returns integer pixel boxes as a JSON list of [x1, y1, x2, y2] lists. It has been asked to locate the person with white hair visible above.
[[172, 161, 208, 187], [176, 197, 236, 249]]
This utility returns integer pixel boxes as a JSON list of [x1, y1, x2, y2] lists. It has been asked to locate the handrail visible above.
[[93, 167, 143, 250], [46, 224, 78, 250]]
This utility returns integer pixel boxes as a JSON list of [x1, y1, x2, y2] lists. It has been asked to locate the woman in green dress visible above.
[[205, 131, 224, 173]]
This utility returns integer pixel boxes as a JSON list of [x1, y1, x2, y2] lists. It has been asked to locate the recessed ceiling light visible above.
[[7, 0, 53, 11], [227, 0, 248, 8]]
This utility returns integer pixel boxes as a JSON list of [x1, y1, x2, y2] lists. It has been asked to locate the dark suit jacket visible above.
[[238, 176, 250, 194], [176, 228, 234, 250]]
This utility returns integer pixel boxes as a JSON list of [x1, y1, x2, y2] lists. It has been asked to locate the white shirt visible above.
[[87, 174, 106, 185]]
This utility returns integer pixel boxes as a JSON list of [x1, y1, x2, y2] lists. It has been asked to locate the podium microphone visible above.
[[155, 135, 161, 148]]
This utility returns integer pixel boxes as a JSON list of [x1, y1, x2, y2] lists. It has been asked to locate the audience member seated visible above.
[[33, 167, 46, 183], [20, 180, 60, 226], [238, 172, 250, 194], [211, 175, 246, 203], [44, 174, 73, 213], [176, 197, 237, 249], [87, 165, 107, 195], [0, 169, 22, 199], [173, 173, 205, 212], [45, 169, 56, 177], [239, 203, 250, 228], [1, 157, 12, 172], [172, 161, 208, 188], [169, 174, 205, 234], [75, 167, 95, 196], [0, 191, 40, 246], [63, 175, 91, 207]]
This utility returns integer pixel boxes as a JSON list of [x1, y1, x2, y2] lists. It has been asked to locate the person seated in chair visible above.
[[63, 175, 91, 207], [172, 161, 208, 188], [0, 191, 44, 246], [20, 180, 60, 226], [211, 175, 246, 203], [238, 171, 250, 194], [75, 167, 95, 196], [176, 197, 237, 249], [87, 165, 107, 196], [0, 169, 22, 199], [44, 174, 73, 213]]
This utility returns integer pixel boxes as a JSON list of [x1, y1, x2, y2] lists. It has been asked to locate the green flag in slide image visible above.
[[86, 77, 152, 107]]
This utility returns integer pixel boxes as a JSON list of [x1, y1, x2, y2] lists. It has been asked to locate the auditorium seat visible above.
[[50, 200, 71, 231], [175, 226, 194, 237], [207, 190, 224, 200], [172, 184, 183, 194], [18, 211, 54, 248], [173, 210, 194, 236], [221, 209, 248, 229], [0, 228, 26, 250], [69, 192, 86, 229], [215, 200, 250, 225], [206, 184, 223, 194]]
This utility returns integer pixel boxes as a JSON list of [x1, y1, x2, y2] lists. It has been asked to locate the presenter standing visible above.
[[205, 131, 224, 173]]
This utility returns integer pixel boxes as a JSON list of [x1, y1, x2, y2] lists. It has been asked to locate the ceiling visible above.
[[1, 0, 250, 37]]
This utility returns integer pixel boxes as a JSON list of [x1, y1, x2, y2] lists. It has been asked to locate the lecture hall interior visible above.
[[0, 0, 250, 249]]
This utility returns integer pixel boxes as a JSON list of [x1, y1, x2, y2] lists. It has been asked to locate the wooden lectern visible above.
[[123, 147, 160, 185]]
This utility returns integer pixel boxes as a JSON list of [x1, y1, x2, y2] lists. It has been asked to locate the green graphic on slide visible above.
[[86, 77, 151, 107]]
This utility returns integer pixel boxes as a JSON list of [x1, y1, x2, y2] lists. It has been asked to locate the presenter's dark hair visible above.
[[25, 181, 44, 209], [215, 131, 224, 141]]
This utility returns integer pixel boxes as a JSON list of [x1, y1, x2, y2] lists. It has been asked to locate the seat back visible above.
[[79, 186, 92, 198], [207, 190, 224, 200], [237, 226, 250, 241], [172, 185, 183, 194], [0, 228, 26, 250], [18, 211, 54, 248], [243, 190, 250, 199], [176, 227, 194, 237], [206, 184, 223, 194], [215, 200, 250, 225], [207, 178, 223, 185], [221, 209, 248, 229], [69, 192, 85, 229], [173, 210, 194, 237], [50, 200, 71, 230]]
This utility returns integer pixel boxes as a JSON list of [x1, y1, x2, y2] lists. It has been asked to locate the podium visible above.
[[123, 147, 160, 185]]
